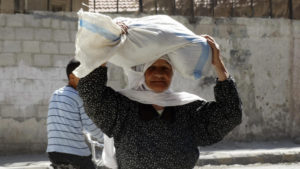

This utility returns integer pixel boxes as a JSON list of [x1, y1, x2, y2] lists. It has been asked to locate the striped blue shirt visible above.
[[46, 86, 103, 156]]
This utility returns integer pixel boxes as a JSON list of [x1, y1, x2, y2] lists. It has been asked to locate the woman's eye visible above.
[[148, 66, 155, 71], [162, 67, 170, 71]]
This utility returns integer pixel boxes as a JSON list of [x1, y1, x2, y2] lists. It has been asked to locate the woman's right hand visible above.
[[116, 22, 128, 34]]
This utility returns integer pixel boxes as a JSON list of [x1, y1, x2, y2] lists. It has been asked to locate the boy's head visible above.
[[66, 59, 80, 89]]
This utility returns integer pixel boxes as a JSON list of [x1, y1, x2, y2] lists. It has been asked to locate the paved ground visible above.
[[198, 140, 300, 166], [0, 154, 49, 168], [1, 140, 300, 169], [196, 162, 300, 169]]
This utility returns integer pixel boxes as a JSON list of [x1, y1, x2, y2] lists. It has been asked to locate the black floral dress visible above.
[[78, 67, 242, 169]]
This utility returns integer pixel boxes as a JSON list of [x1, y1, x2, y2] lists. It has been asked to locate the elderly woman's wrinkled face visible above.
[[144, 59, 173, 93]]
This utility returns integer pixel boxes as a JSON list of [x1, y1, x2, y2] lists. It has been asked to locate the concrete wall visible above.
[[171, 17, 300, 142], [0, 12, 299, 154], [0, 12, 77, 154]]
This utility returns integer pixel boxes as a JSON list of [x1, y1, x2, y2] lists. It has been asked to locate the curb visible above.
[[0, 167, 50, 169], [197, 148, 300, 166]]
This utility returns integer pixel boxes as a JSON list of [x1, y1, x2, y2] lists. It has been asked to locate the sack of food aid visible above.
[[74, 10, 212, 80]]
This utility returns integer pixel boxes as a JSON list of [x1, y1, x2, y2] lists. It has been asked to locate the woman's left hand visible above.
[[201, 35, 221, 66], [202, 35, 229, 81]]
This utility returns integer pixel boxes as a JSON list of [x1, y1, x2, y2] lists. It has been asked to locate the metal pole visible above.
[[269, 0, 272, 18], [47, 0, 50, 11], [155, 0, 157, 14], [231, 0, 234, 17], [139, 0, 143, 13], [117, 0, 119, 13], [190, 0, 195, 23], [70, 0, 73, 11], [24, 0, 28, 12], [14, 0, 19, 13], [172, 0, 176, 15], [288, 0, 293, 19], [251, 0, 254, 17], [93, 0, 96, 12], [212, 0, 215, 17]]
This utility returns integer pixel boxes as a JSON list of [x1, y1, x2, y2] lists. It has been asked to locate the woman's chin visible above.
[[149, 85, 168, 93], [146, 81, 170, 93]]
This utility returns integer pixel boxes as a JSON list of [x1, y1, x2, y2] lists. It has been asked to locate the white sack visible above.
[[74, 10, 212, 79]]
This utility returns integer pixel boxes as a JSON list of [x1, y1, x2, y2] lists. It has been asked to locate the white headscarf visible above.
[[103, 56, 205, 169], [119, 55, 204, 107]]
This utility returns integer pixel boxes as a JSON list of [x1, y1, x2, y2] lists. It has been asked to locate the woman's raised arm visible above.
[[191, 35, 242, 146], [77, 66, 138, 138]]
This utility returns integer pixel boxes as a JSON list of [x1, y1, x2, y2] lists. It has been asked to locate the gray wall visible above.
[[0, 12, 299, 154]]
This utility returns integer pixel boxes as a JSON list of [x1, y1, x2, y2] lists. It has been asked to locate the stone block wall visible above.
[[0, 12, 300, 154], [291, 21, 300, 142], [0, 12, 77, 154], [171, 16, 300, 142]]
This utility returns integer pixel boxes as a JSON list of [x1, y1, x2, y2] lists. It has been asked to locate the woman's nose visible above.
[[153, 71, 165, 78]]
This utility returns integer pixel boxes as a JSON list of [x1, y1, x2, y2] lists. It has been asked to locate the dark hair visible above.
[[66, 58, 80, 79]]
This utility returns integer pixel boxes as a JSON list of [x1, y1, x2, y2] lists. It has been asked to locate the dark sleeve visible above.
[[191, 76, 242, 146], [77, 66, 138, 138]]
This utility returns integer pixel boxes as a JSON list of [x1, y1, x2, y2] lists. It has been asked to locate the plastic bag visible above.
[[74, 10, 212, 79]]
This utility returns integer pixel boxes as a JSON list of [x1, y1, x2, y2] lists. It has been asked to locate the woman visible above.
[[77, 35, 242, 169]]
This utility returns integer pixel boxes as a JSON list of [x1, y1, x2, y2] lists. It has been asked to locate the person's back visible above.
[[46, 59, 103, 169], [47, 86, 100, 155]]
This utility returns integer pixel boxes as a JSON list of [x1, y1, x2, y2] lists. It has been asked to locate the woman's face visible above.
[[144, 59, 173, 93]]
